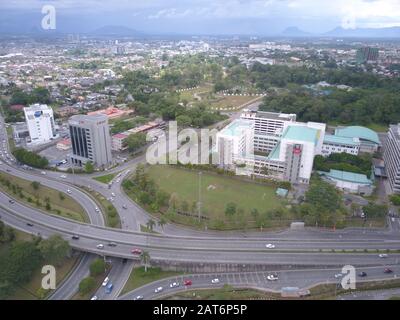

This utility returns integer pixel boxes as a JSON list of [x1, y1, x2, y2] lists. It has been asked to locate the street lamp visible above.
[[198, 171, 202, 222]]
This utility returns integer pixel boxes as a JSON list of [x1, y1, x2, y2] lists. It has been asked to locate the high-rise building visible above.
[[68, 114, 112, 168], [24, 104, 58, 145], [356, 47, 379, 64], [384, 124, 400, 194]]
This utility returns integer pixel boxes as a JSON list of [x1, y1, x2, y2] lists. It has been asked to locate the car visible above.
[[384, 268, 393, 274], [183, 280, 192, 286], [379, 254, 388, 258], [266, 274, 279, 281], [67, 189, 72, 194], [41, 171, 46, 175], [265, 244, 275, 249], [122, 258, 128, 264], [105, 283, 113, 294], [95, 207, 100, 212], [154, 287, 163, 293], [211, 278, 220, 284], [26, 222, 34, 227], [72, 235, 80, 240], [108, 242, 117, 247], [102, 277, 110, 286], [131, 248, 142, 255], [122, 205, 128, 209], [60, 175, 67, 179], [8, 199, 15, 204], [90, 296, 98, 300], [358, 272, 367, 277], [133, 295, 144, 300], [111, 192, 116, 197], [334, 273, 343, 278], [169, 282, 180, 288], [96, 244, 104, 249]]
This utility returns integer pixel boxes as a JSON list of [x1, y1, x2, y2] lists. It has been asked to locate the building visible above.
[[334, 126, 380, 153], [322, 134, 360, 156], [23, 104, 58, 145], [384, 124, 400, 194], [318, 169, 374, 196], [356, 47, 379, 64], [87, 106, 132, 120], [56, 139, 72, 151], [68, 114, 112, 168], [112, 133, 129, 152]]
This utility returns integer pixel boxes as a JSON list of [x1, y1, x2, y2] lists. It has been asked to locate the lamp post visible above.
[[198, 171, 202, 222]]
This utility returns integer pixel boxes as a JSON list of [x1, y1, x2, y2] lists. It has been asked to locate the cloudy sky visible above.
[[1, 0, 400, 34]]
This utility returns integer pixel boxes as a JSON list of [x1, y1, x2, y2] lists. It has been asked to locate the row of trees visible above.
[[0, 234, 71, 299], [314, 153, 372, 178], [13, 148, 49, 169]]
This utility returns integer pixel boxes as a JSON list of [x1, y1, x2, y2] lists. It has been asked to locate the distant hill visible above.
[[281, 26, 311, 37], [91, 25, 145, 36], [324, 26, 400, 38]]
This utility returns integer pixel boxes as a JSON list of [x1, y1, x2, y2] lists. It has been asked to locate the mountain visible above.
[[324, 26, 400, 38], [91, 25, 145, 36], [281, 26, 311, 37]]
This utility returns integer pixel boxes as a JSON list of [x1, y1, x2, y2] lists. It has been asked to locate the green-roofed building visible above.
[[318, 169, 374, 195], [334, 126, 381, 153]]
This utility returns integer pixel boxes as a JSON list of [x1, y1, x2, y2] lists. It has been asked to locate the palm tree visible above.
[[146, 219, 156, 232], [158, 218, 167, 231], [140, 251, 150, 272]]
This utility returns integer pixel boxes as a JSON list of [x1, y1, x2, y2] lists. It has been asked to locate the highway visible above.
[[119, 265, 400, 300]]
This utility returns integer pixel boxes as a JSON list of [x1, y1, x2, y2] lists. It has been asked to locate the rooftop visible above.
[[323, 134, 360, 146], [319, 169, 372, 185], [219, 120, 253, 137], [282, 125, 319, 145], [267, 142, 281, 160], [335, 126, 380, 145]]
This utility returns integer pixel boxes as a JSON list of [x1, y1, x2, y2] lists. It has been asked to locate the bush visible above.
[[79, 277, 96, 296], [390, 194, 400, 206], [13, 148, 48, 169], [89, 258, 106, 276]]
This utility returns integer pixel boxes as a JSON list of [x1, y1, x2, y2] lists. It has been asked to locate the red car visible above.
[[131, 248, 142, 255], [384, 268, 393, 274], [183, 280, 192, 286]]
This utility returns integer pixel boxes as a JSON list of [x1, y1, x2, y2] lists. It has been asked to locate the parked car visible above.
[[102, 277, 110, 287]]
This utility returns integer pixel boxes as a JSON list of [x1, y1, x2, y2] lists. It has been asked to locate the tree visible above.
[[79, 277, 96, 296], [140, 251, 151, 272], [37, 235, 71, 266], [390, 195, 400, 206], [84, 161, 94, 173], [225, 202, 237, 217], [89, 258, 106, 276], [176, 115, 192, 127], [158, 217, 167, 231], [125, 133, 147, 153], [31, 181, 41, 191], [146, 219, 156, 232]]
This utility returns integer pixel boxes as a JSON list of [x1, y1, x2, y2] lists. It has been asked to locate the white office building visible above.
[[24, 104, 58, 145], [384, 124, 400, 194]]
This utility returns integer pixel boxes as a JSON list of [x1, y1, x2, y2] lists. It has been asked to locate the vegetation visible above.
[[314, 153, 372, 178], [123, 164, 288, 230], [84, 161, 94, 174], [0, 172, 87, 222], [13, 148, 48, 169], [363, 203, 388, 218], [93, 172, 119, 184], [389, 194, 400, 206], [0, 231, 71, 299], [89, 258, 107, 277], [125, 132, 147, 153], [79, 277, 96, 296]]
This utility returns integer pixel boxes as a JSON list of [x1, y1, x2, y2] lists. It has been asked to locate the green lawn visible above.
[[120, 267, 181, 296], [146, 165, 285, 228], [209, 95, 262, 111], [93, 172, 119, 184], [0, 172, 87, 222]]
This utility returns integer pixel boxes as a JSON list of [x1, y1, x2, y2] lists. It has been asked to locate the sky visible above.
[[1, 0, 400, 35]]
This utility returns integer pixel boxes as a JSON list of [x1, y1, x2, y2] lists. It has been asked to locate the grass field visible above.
[[93, 172, 119, 184], [178, 85, 213, 102], [209, 95, 262, 111], [121, 267, 181, 295], [146, 165, 285, 226], [0, 172, 87, 222]]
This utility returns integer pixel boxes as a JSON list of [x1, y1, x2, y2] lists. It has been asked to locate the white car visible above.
[[379, 254, 388, 258], [169, 282, 180, 288], [60, 175, 67, 179], [95, 207, 100, 212], [211, 278, 220, 284], [102, 277, 110, 286], [133, 295, 143, 300], [96, 244, 104, 249], [90, 296, 98, 300], [154, 287, 163, 293], [334, 273, 343, 278], [265, 244, 276, 249], [266, 274, 279, 281], [111, 192, 116, 197], [41, 171, 46, 175], [67, 189, 72, 194]]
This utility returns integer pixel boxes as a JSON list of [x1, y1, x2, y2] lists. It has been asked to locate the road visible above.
[[119, 265, 400, 300]]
